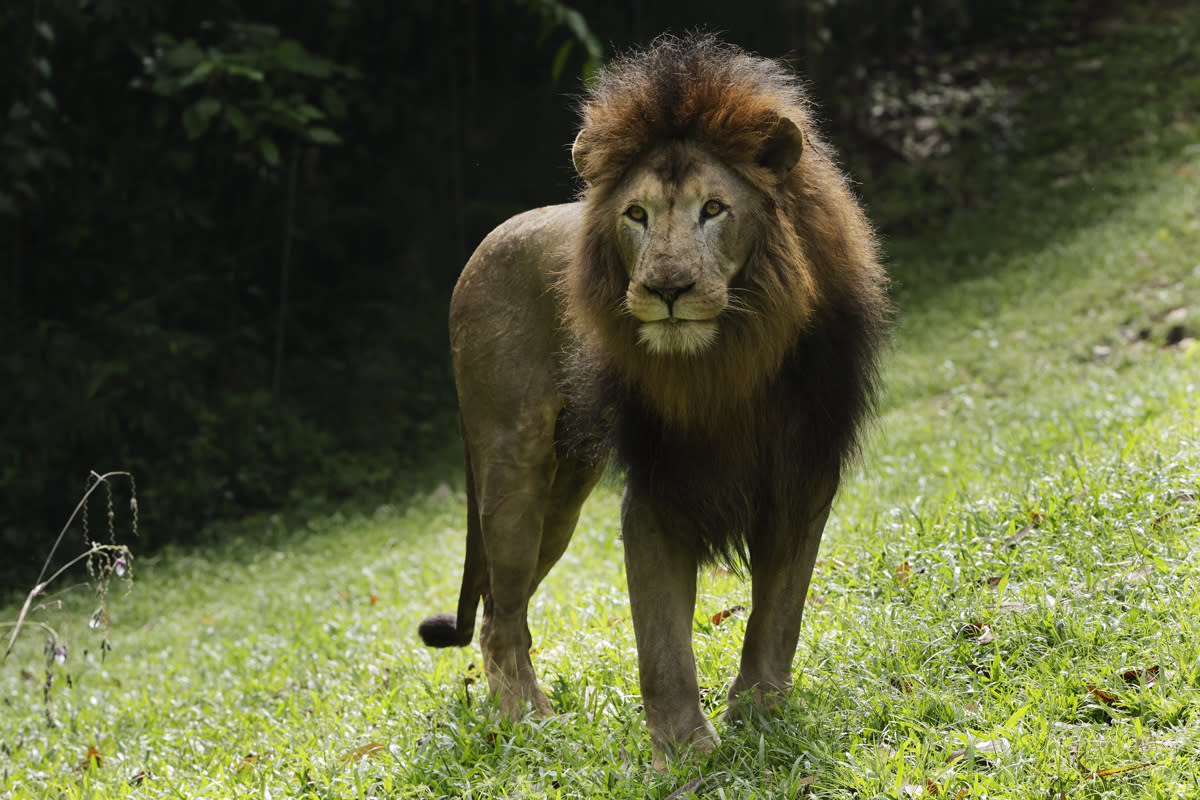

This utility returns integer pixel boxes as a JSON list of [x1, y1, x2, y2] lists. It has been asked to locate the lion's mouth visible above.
[[637, 318, 719, 355]]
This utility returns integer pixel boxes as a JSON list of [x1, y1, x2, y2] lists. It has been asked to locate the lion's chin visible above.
[[636, 319, 719, 356]]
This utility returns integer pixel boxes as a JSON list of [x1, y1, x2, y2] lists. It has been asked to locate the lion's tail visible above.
[[418, 436, 486, 648]]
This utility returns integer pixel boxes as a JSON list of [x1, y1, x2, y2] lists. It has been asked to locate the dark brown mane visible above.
[[561, 34, 889, 563]]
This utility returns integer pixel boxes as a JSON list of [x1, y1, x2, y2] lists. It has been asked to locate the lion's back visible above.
[[450, 203, 584, 426]]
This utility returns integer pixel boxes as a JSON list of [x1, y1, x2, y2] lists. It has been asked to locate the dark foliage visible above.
[[1, 0, 1100, 589]]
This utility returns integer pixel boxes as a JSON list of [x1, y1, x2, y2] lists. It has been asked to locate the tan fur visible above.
[[419, 34, 889, 769]]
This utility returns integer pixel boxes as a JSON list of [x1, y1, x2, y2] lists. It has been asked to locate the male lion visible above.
[[419, 34, 888, 768]]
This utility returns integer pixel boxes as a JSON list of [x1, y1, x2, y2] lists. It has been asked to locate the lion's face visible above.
[[610, 143, 764, 356]]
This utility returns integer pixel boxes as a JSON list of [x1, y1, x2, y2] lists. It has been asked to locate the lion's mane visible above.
[[562, 34, 889, 563]]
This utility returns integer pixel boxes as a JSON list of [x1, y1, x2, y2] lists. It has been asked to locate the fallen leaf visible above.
[[664, 777, 702, 800], [234, 752, 270, 773], [711, 605, 746, 626], [463, 666, 478, 707], [340, 742, 386, 762], [1122, 565, 1154, 583], [1071, 741, 1158, 779], [959, 621, 995, 644], [1120, 666, 1160, 686], [967, 662, 992, 678], [996, 600, 1029, 612], [1004, 523, 1033, 547], [946, 734, 1010, 765], [1086, 685, 1126, 710], [1069, 739, 1084, 773], [76, 746, 103, 772], [1093, 761, 1157, 778]]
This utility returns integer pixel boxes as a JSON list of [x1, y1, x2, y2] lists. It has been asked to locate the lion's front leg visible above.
[[621, 490, 720, 770], [726, 499, 831, 722]]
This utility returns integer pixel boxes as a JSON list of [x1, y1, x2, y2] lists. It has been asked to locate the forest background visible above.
[[0, 0, 1148, 588]]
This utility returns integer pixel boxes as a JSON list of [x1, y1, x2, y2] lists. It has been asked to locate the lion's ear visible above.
[[758, 116, 805, 180], [572, 130, 595, 185]]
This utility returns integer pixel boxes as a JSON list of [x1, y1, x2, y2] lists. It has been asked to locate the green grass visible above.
[[4, 5, 1200, 798]]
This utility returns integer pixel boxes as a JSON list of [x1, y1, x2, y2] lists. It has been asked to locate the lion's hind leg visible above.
[[470, 447, 560, 720]]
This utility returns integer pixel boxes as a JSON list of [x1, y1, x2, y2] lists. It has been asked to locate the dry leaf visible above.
[[946, 734, 1010, 764], [1086, 685, 1126, 710], [1120, 665, 1160, 686], [1004, 523, 1033, 547], [967, 662, 992, 678], [234, 752, 270, 773], [996, 600, 1029, 612], [711, 605, 746, 626], [76, 746, 103, 772], [1121, 566, 1153, 583], [1072, 741, 1157, 779], [959, 621, 994, 643], [1093, 761, 1157, 778], [663, 777, 703, 800], [340, 742, 386, 762]]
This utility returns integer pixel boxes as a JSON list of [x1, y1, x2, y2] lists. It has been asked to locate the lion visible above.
[[418, 33, 889, 769]]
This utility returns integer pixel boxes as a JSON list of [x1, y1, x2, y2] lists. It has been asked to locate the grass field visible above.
[[3, 5, 1199, 798]]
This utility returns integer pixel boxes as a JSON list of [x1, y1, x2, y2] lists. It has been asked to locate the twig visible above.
[[3, 470, 131, 663]]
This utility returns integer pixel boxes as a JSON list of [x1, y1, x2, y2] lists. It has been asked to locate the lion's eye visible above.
[[701, 199, 726, 219], [625, 205, 647, 224]]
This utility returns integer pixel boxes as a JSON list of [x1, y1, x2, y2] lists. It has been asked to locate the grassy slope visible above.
[[3, 5, 1199, 798]]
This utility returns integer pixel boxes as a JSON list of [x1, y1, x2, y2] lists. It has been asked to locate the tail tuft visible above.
[[418, 612, 467, 647]]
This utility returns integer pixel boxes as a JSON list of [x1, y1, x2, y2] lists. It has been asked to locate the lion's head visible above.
[[577, 136, 804, 358], [564, 34, 886, 435]]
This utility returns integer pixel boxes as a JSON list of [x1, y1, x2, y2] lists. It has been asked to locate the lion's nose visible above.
[[647, 281, 695, 315]]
